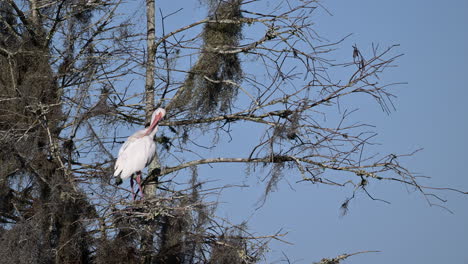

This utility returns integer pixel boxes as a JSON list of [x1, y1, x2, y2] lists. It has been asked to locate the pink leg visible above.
[[136, 171, 144, 199]]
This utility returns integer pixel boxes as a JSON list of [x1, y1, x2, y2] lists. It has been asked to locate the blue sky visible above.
[[119, 0, 468, 263], [209, 1, 468, 263]]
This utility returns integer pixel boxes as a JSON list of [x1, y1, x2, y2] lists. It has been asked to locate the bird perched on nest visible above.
[[114, 108, 166, 199]]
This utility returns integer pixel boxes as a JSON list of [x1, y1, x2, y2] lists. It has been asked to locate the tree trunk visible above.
[[142, 0, 158, 263]]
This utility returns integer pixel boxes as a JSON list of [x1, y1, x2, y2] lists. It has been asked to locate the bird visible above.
[[114, 108, 166, 200]]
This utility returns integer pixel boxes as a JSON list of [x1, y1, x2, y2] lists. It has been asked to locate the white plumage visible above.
[[114, 108, 166, 199], [114, 130, 156, 180]]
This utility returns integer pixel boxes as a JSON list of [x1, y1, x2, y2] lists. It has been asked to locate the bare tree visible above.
[[0, 0, 466, 263]]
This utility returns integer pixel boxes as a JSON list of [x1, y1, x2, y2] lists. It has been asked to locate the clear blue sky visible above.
[[127, 0, 468, 263]]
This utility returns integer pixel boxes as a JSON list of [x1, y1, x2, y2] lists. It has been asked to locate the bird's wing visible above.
[[117, 139, 131, 157], [114, 137, 153, 179], [117, 129, 145, 156]]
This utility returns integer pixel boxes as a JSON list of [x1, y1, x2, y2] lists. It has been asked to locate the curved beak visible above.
[[144, 111, 164, 136]]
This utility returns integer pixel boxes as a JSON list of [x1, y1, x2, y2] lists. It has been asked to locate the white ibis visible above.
[[114, 108, 166, 199]]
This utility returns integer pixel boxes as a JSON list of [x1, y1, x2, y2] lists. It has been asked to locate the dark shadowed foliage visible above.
[[171, 0, 242, 117]]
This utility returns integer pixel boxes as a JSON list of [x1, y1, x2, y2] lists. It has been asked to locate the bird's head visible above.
[[145, 108, 166, 136]]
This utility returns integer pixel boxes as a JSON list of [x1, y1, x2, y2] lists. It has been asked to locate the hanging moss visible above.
[[174, 0, 243, 117]]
